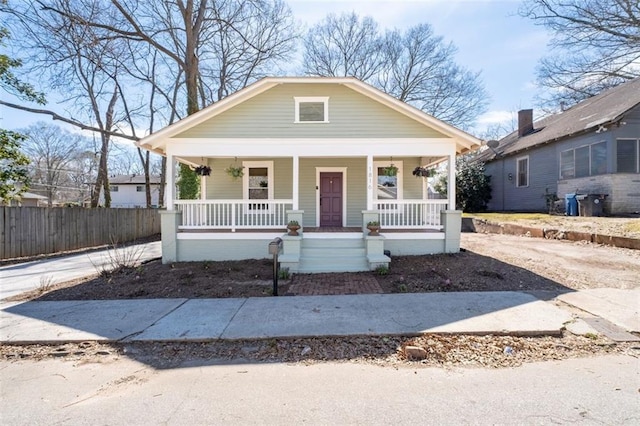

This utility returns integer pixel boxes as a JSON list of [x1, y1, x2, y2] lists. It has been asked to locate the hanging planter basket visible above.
[[383, 165, 398, 177], [225, 165, 244, 180], [412, 166, 434, 178], [194, 165, 211, 176]]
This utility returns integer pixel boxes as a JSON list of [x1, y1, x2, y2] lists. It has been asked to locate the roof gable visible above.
[[137, 77, 481, 154]]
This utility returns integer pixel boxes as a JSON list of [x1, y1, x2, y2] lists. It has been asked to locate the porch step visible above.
[[297, 238, 370, 273]]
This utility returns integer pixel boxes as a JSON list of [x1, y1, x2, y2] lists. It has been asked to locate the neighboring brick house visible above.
[[479, 78, 640, 215], [104, 174, 164, 208]]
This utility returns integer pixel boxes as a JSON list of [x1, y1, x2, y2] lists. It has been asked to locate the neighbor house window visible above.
[[243, 161, 274, 211], [617, 139, 640, 173], [136, 186, 144, 192], [516, 156, 529, 187], [111, 185, 119, 192], [560, 141, 608, 179], [294, 97, 329, 123]]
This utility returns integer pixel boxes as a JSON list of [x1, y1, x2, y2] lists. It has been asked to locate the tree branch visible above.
[[0, 99, 140, 141]]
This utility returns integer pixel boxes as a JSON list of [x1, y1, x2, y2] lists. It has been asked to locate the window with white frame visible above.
[[243, 161, 273, 210], [617, 139, 640, 173], [136, 186, 144, 192], [374, 161, 403, 204], [111, 185, 119, 192], [294, 97, 329, 123], [560, 141, 607, 179], [516, 156, 529, 187]]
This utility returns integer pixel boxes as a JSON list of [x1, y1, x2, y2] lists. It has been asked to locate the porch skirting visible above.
[[168, 231, 446, 262]]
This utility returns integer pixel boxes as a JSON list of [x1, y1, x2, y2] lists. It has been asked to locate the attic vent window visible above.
[[294, 97, 329, 123]]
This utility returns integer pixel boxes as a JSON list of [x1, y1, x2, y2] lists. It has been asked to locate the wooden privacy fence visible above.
[[0, 207, 161, 259]]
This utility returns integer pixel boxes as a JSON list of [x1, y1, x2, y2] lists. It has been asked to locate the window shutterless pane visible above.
[[560, 150, 574, 179], [376, 167, 398, 200], [575, 146, 590, 178], [590, 142, 607, 175], [617, 139, 638, 173], [517, 158, 528, 186], [299, 102, 325, 122]]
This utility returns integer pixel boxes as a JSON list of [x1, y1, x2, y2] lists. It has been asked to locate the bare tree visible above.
[[379, 24, 487, 129], [302, 12, 385, 81], [520, 0, 640, 110], [3, 0, 297, 206], [302, 13, 487, 129], [20, 122, 90, 206]]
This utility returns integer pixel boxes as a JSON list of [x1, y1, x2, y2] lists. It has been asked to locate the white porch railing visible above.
[[175, 199, 293, 231], [375, 200, 448, 229]]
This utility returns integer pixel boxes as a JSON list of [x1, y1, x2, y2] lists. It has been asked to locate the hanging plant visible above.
[[225, 165, 244, 179], [194, 165, 211, 176], [412, 166, 434, 178], [383, 164, 398, 177]]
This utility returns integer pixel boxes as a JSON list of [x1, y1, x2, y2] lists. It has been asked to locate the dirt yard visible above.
[[12, 227, 640, 302]]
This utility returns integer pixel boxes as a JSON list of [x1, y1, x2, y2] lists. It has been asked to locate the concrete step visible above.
[[301, 238, 364, 249]]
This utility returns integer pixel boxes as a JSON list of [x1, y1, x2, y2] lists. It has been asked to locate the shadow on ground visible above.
[[1, 250, 576, 369], [13, 250, 572, 301]]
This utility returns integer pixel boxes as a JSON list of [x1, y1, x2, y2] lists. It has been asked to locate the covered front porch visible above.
[[160, 153, 462, 272]]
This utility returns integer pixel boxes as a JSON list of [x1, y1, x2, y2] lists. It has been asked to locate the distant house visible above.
[[480, 78, 640, 215], [1, 191, 48, 207], [136, 76, 481, 271], [104, 174, 164, 208]]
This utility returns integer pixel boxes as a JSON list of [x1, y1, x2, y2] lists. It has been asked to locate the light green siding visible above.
[[177, 84, 447, 139], [299, 158, 367, 227], [203, 157, 428, 226], [205, 158, 293, 199]]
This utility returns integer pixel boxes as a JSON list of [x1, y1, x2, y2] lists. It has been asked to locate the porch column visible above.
[[166, 153, 175, 210], [200, 175, 206, 200], [447, 152, 456, 210], [366, 154, 374, 210], [292, 155, 299, 210]]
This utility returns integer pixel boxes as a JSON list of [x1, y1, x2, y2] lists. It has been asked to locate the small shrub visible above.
[[278, 267, 291, 280], [375, 265, 389, 275], [398, 283, 408, 293]]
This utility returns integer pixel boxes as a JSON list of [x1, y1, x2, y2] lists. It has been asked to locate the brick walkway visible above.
[[287, 273, 383, 296]]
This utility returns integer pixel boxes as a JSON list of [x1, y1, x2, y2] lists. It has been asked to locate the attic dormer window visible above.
[[294, 97, 329, 123]]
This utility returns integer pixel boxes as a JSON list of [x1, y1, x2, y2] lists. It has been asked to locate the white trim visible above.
[[177, 233, 283, 240], [315, 167, 348, 227], [292, 155, 299, 210], [294, 96, 329, 123], [373, 160, 404, 202], [166, 138, 455, 158], [242, 161, 274, 211], [516, 155, 529, 188], [383, 233, 444, 240]]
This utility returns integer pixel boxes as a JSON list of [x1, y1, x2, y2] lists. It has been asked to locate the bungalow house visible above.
[[103, 174, 164, 208], [136, 77, 481, 272], [480, 78, 640, 215]]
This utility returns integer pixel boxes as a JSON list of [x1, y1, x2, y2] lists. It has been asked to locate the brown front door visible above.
[[319, 172, 343, 227]]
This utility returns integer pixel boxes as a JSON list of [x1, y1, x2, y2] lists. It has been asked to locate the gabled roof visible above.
[[110, 174, 162, 185], [136, 76, 481, 155], [480, 77, 640, 161]]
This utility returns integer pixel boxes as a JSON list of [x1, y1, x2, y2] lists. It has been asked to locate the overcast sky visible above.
[[0, 0, 550, 136]]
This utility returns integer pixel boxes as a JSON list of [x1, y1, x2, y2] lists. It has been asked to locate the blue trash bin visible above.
[[565, 193, 578, 216]]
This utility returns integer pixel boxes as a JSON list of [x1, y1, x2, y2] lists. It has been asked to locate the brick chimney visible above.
[[518, 109, 534, 137]]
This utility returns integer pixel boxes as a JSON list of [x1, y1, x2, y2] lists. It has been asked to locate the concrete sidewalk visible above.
[[0, 242, 161, 300], [1, 292, 573, 344]]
